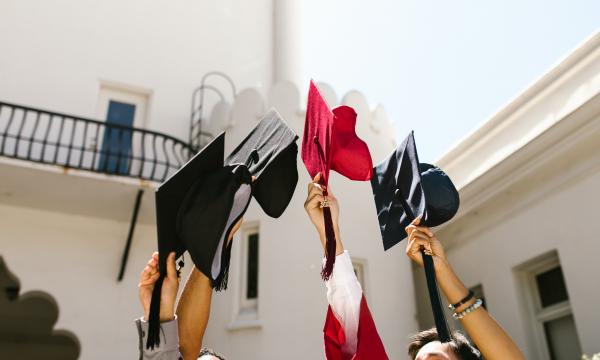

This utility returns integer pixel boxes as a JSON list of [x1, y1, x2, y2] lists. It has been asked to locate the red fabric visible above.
[[324, 295, 389, 360], [302, 80, 373, 186]]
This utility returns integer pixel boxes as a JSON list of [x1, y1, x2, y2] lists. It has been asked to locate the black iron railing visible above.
[[190, 71, 236, 150], [0, 102, 196, 182]]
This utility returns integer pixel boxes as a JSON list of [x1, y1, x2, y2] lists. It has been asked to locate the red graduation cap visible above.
[[302, 80, 373, 280]]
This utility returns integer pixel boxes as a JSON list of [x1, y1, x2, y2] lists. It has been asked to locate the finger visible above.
[[140, 267, 149, 280], [307, 173, 322, 194], [412, 225, 433, 237], [409, 237, 432, 254], [166, 252, 177, 280], [411, 216, 422, 226], [406, 238, 424, 261], [152, 252, 158, 260], [305, 194, 325, 209], [148, 265, 158, 276], [140, 265, 152, 281], [308, 184, 324, 198], [139, 272, 160, 286], [409, 230, 430, 242]]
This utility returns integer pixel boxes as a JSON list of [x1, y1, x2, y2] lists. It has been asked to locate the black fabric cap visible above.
[[371, 131, 459, 251], [370, 131, 458, 343], [148, 112, 299, 349], [226, 108, 299, 218], [149, 133, 238, 349], [155, 133, 226, 272], [176, 163, 253, 290]]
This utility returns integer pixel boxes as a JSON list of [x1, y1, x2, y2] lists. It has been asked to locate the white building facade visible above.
[[0, 1, 415, 359], [414, 32, 600, 359]]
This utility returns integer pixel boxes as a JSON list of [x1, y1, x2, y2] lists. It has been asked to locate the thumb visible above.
[[412, 215, 422, 226], [166, 252, 177, 280], [313, 172, 321, 183]]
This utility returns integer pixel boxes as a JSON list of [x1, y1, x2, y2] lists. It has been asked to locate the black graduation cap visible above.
[[370, 131, 459, 342], [226, 108, 299, 218], [371, 131, 459, 250], [147, 110, 298, 349]]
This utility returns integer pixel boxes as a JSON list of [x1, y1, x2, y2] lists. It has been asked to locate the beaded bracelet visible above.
[[452, 298, 483, 320], [449, 290, 474, 310]]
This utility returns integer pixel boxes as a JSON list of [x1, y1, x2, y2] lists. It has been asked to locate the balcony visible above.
[[0, 101, 196, 183]]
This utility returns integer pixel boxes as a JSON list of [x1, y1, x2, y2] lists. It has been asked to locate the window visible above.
[[229, 224, 261, 330], [98, 100, 136, 174], [351, 257, 367, 295], [245, 232, 259, 301], [517, 251, 582, 360], [95, 82, 149, 175]]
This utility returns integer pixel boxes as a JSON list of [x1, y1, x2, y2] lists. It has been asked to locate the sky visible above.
[[302, 0, 600, 162]]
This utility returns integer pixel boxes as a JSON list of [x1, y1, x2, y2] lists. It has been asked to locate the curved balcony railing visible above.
[[0, 101, 196, 182]]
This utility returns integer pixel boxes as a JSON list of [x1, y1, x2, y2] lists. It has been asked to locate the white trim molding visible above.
[[434, 31, 600, 248]]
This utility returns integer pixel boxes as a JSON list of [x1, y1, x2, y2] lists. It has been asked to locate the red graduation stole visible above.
[[324, 295, 388, 360]]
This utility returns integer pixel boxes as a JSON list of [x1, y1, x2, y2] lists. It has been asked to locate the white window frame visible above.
[[516, 251, 578, 360], [228, 222, 262, 330], [351, 257, 368, 296]]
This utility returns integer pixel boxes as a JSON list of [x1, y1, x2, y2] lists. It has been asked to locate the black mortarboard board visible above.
[[371, 131, 459, 250], [149, 133, 251, 349], [147, 111, 299, 349], [370, 131, 459, 343], [226, 108, 299, 218]]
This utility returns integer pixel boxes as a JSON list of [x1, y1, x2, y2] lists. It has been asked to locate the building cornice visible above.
[[432, 31, 600, 247], [437, 30, 600, 190]]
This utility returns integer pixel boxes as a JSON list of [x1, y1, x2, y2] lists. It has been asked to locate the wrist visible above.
[[159, 309, 175, 322], [434, 258, 451, 276]]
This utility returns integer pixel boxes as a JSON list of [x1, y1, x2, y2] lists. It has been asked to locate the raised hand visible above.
[[303, 173, 343, 255], [405, 216, 448, 272], [138, 251, 179, 322]]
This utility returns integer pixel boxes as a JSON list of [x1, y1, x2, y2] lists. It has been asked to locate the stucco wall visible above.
[[0, 202, 157, 359], [0, 79, 414, 359], [199, 81, 415, 359], [0, 0, 274, 141], [414, 167, 600, 358]]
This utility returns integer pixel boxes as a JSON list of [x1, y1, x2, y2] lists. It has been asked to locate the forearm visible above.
[[436, 262, 524, 360], [317, 225, 345, 256], [176, 267, 213, 360], [325, 250, 363, 356]]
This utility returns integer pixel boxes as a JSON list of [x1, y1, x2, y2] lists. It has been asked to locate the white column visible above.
[[273, 0, 304, 90]]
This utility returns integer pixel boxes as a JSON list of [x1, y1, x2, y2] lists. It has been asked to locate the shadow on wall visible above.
[[0, 256, 80, 359]]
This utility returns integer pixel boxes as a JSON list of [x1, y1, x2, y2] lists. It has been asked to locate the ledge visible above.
[[226, 318, 263, 331]]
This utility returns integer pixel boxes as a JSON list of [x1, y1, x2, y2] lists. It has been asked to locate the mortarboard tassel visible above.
[[314, 137, 336, 281], [146, 274, 165, 350], [211, 244, 232, 291], [320, 186, 337, 281], [399, 195, 452, 342], [422, 250, 452, 342]]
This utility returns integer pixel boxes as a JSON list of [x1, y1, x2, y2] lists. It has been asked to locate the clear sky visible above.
[[302, 0, 600, 162]]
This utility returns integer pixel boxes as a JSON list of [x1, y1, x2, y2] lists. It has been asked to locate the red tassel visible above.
[[321, 188, 337, 281]]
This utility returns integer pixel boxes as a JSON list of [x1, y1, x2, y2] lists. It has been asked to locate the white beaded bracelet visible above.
[[452, 298, 483, 320]]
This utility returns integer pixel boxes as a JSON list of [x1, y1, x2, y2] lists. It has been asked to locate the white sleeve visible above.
[[325, 250, 363, 357]]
